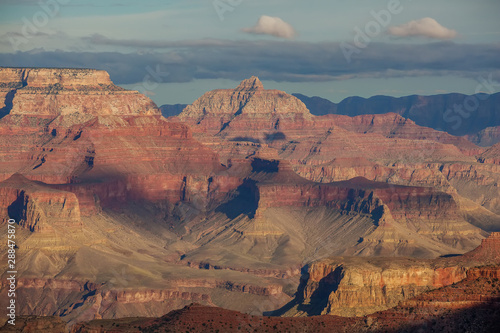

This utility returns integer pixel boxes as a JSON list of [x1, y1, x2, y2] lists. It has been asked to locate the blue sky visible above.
[[0, 0, 499, 105]]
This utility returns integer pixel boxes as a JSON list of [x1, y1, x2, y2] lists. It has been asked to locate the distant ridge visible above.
[[160, 104, 188, 118], [159, 90, 500, 146], [293, 92, 500, 145]]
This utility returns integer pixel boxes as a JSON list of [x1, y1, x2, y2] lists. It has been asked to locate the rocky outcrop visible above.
[[367, 265, 500, 332], [461, 232, 500, 263], [0, 68, 158, 118], [246, 162, 483, 254], [303, 259, 467, 316], [479, 142, 500, 165], [319, 113, 481, 154], [70, 270, 500, 333], [466, 125, 500, 147], [0, 68, 235, 219], [178, 76, 313, 138], [282, 232, 500, 317], [0, 174, 82, 232], [256, 175, 460, 222]]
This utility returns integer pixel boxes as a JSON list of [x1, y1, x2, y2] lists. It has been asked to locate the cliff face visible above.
[[0, 174, 82, 232], [284, 232, 500, 317], [177, 77, 500, 234], [256, 177, 459, 221], [1, 70, 500, 327], [246, 164, 483, 257], [299, 259, 467, 317], [67, 265, 500, 333], [0, 68, 158, 118], [0, 68, 231, 222], [178, 76, 313, 138], [479, 142, 500, 165], [466, 126, 500, 147], [366, 265, 500, 332]]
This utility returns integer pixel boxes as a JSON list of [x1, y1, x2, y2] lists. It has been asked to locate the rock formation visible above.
[[279, 231, 500, 317], [0, 67, 230, 209], [0, 67, 158, 118], [1, 69, 500, 330], [67, 262, 500, 332], [465, 125, 500, 147], [0, 174, 82, 232], [178, 76, 313, 140]]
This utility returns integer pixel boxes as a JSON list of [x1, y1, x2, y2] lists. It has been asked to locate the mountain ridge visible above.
[[159, 89, 500, 146], [293, 92, 500, 144]]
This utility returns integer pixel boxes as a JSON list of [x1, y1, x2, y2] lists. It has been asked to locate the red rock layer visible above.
[[461, 232, 500, 262], [178, 76, 313, 135], [177, 77, 500, 229], [0, 174, 82, 232], [256, 175, 459, 222], [318, 113, 481, 154], [1, 68, 158, 117], [479, 142, 500, 165], [466, 125, 500, 147], [68, 269, 500, 333], [286, 231, 500, 317], [0, 68, 242, 227]]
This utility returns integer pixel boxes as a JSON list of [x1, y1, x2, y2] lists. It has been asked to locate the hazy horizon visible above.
[[0, 0, 499, 105]]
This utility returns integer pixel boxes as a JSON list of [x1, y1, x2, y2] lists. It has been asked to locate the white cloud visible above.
[[387, 17, 457, 39], [242, 15, 296, 39]]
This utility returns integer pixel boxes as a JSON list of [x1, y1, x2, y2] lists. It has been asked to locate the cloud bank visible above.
[[0, 40, 498, 85], [242, 15, 296, 39], [388, 17, 457, 39]]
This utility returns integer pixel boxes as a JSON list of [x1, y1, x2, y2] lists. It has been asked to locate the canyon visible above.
[[12, 232, 498, 332], [40, 254, 500, 332], [0, 68, 499, 331], [279, 232, 500, 318]]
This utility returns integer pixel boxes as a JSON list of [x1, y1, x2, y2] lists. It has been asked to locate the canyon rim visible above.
[[1, 1, 500, 332]]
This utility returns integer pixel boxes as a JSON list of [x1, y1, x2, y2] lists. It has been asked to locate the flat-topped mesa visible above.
[[0, 67, 113, 88], [0, 174, 82, 232], [178, 76, 313, 133], [0, 67, 159, 118]]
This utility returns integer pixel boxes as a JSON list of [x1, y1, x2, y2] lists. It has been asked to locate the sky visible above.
[[0, 0, 499, 106]]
